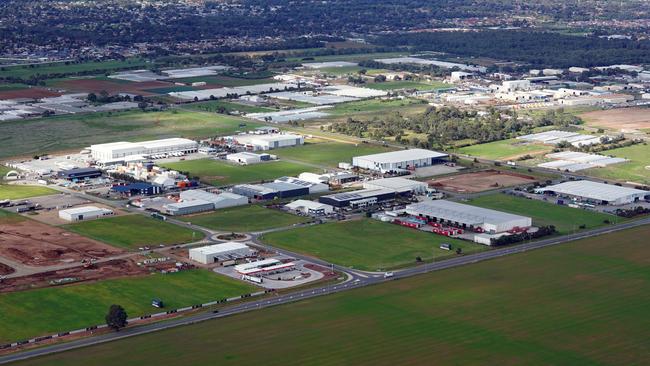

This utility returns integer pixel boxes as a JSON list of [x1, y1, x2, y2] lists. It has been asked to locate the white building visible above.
[[495, 80, 531, 93], [227, 152, 262, 165], [179, 190, 248, 210], [274, 176, 329, 194], [285, 199, 334, 215], [164, 199, 215, 216], [189, 242, 252, 264], [58, 206, 114, 222], [231, 133, 304, 151], [536, 180, 648, 205], [406, 200, 532, 234], [90, 138, 198, 162], [352, 149, 448, 173], [234, 258, 295, 276], [450, 71, 474, 82], [363, 177, 428, 194]]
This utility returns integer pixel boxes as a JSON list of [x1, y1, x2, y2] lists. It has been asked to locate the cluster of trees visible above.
[[491, 225, 557, 246], [328, 106, 581, 149], [358, 59, 448, 77], [614, 206, 650, 218], [87, 91, 143, 104]]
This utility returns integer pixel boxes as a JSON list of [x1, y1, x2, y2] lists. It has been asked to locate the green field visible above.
[[19, 226, 650, 366], [0, 109, 260, 158], [261, 219, 485, 271], [65, 215, 202, 249], [582, 143, 650, 185], [366, 80, 449, 91], [0, 269, 256, 343], [468, 193, 618, 234], [457, 139, 552, 160], [162, 159, 315, 186], [179, 205, 310, 232], [172, 75, 277, 87], [0, 83, 29, 91], [0, 184, 57, 200], [184, 100, 275, 114], [143, 85, 196, 94], [272, 141, 394, 167], [0, 59, 147, 80], [328, 98, 427, 116]]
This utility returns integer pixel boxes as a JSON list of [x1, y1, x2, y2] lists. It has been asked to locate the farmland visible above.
[[272, 141, 395, 167], [468, 193, 618, 234], [0, 184, 57, 200], [0, 109, 259, 159], [457, 139, 552, 160], [162, 159, 316, 186], [184, 100, 275, 114], [0, 59, 147, 80], [178, 205, 310, 232], [64, 215, 202, 250], [18, 226, 650, 366], [582, 143, 650, 185], [580, 107, 650, 132], [172, 75, 277, 87], [0, 269, 256, 343], [328, 98, 427, 116], [366, 80, 449, 91], [261, 219, 485, 271]]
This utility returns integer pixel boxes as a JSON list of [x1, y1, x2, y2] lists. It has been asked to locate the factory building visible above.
[[232, 182, 309, 200], [226, 152, 266, 165], [405, 200, 532, 234], [319, 188, 396, 208], [58, 206, 114, 222], [180, 190, 248, 209], [234, 258, 295, 276], [535, 180, 649, 205], [285, 200, 334, 215], [164, 199, 215, 216], [363, 177, 428, 195], [189, 242, 253, 264], [111, 183, 161, 196], [230, 133, 304, 151], [90, 138, 198, 162], [58, 167, 102, 181], [352, 149, 448, 173], [274, 176, 329, 194]]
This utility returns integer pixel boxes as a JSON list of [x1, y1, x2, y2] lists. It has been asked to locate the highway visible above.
[[1, 215, 648, 364]]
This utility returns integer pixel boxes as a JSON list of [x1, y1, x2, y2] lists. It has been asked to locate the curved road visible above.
[[1, 215, 648, 364]]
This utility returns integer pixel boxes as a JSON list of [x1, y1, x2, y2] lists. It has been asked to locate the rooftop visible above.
[[190, 242, 249, 256], [354, 149, 448, 164], [540, 181, 648, 201], [406, 200, 530, 226]]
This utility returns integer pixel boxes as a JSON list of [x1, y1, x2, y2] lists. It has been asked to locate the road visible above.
[[1, 215, 648, 364]]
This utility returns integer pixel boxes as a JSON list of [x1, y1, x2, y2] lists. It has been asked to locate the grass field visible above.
[[172, 75, 277, 87], [582, 143, 650, 185], [143, 85, 196, 94], [65, 215, 202, 250], [184, 100, 275, 114], [272, 141, 395, 167], [0, 83, 29, 91], [179, 205, 310, 232], [261, 219, 486, 271], [0, 184, 57, 200], [19, 226, 650, 366], [0, 269, 256, 343], [366, 80, 449, 91], [0, 109, 260, 159], [328, 98, 427, 116], [162, 159, 315, 186], [468, 193, 618, 234], [0, 59, 147, 80], [457, 139, 552, 160]]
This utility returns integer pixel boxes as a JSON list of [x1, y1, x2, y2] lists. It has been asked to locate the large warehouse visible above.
[[232, 181, 310, 200], [352, 149, 448, 173], [90, 138, 198, 162], [189, 242, 253, 264], [180, 190, 248, 209], [535, 180, 649, 205], [58, 206, 114, 222], [164, 199, 215, 216], [230, 133, 304, 151], [363, 177, 428, 195], [285, 199, 334, 215], [319, 188, 396, 208], [406, 200, 532, 234]]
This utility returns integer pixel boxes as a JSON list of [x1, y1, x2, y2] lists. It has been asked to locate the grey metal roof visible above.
[[354, 149, 448, 164], [540, 181, 648, 201], [406, 200, 530, 226]]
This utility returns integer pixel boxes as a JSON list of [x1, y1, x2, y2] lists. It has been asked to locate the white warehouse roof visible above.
[[538, 181, 648, 203], [363, 177, 428, 193], [59, 206, 112, 215], [354, 149, 448, 164], [190, 242, 249, 256]]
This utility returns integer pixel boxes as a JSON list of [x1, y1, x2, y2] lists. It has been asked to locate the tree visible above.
[[87, 92, 97, 102], [105, 304, 128, 331]]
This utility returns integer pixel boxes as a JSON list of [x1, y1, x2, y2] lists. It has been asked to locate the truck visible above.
[[440, 243, 452, 251]]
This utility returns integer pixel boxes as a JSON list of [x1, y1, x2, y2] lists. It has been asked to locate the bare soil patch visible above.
[[428, 169, 537, 193], [0, 88, 61, 99], [580, 108, 650, 131]]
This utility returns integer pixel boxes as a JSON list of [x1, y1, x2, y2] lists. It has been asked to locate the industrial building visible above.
[[164, 199, 215, 216], [363, 177, 428, 195], [406, 200, 532, 234], [285, 200, 334, 215], [90, 138, 198, 162], [319, 188, 396, 208], [230, 133, 304, 151], [232, 181, 309, 200], [352, 149, 448, 173], [111, 183, 161, 196], [234, 258, 295, 276], [58, 206, 114, 222], [274, 176, 329, 194], [535, 180, 649, 205], [58, 167, 102, 181], [189, 242, 253, 264], [180, 190, 248, 209], [226, 152, 266, 165]]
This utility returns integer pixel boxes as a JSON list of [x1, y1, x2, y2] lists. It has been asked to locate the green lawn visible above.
[[162, 159, 316, 186], [172, 75, 277, 87], [0, 184, 57, 200], [184, 100, 275, 114], [0, 59, 147, 80], [328, 98, 427, 116], [366, 80, 449, 91], [179, 205, 310, 232], [0, 109, 260, 159], [0, 269, 256, 343], [457, 139, 552, 160], [143, 85, 196, 94], [582, 143, 650, 185], [468, 193, 618, 234], [0, 83, 29, 91], [262, 219, 486, 271], [272, 141, 395, 167], [65, 215, 202, 249], [18, 226, 650, 366]]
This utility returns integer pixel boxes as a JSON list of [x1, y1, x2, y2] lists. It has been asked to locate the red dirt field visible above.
[[0, 88, 61, 99], [0, 219, 124, 266], [0, 258, 146, 293], [580, 107, 650, 131], [0, 263, 14, 276], [55, 79, 174, 96], [428, 169, 537, 193]]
